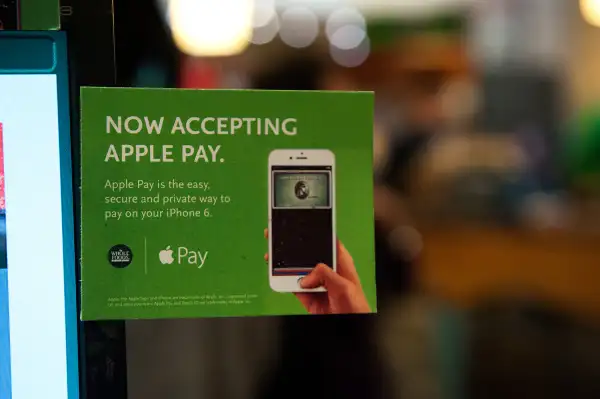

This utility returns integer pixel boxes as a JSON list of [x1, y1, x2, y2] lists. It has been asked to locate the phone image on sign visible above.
[[268, 149, 336, 293]]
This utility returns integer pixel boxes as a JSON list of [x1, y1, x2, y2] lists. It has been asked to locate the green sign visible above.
[[21, 0, 60, 30], [80, 88, 377, 320], [368, 15, 465, 48], [565, 106, 600, 192]]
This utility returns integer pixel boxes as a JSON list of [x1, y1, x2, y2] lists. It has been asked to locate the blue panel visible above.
[[0, 30, 79, 399], [0, 270, 11, 398], [54, 30, 80, 399], [0, 35, 56, 71]]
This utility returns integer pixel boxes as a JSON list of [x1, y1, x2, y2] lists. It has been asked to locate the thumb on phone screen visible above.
[[300, 263, 348, 291]]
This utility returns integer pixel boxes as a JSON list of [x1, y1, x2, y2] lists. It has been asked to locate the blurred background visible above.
[[93, 0, 600, 398]]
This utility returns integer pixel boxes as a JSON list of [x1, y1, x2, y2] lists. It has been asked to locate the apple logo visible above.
[[159, 246, 175, 265]]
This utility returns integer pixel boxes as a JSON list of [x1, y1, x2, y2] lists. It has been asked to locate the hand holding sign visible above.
[[264, 229, 370, 315]]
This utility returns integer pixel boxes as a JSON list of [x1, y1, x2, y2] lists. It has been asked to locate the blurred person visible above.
[[370, 71, 448, 292], [319, 65, 392, 178], [252, 55, 409, 399], [381, 70, 446, 195]]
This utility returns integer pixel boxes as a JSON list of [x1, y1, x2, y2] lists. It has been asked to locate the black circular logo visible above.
[[108, 244, 133, 268], [294, 181, 310, 200]]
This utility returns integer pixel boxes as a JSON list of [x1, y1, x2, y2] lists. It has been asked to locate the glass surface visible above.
[[75, 2, 600, 399]]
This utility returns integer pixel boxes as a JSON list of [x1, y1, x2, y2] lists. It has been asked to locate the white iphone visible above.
[[268, 149, 336, 292]]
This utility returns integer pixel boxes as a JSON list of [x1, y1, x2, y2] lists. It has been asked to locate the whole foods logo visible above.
[[108, 244, 133, 268]]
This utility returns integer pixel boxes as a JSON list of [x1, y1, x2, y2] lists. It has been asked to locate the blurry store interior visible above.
[[80, 1, 600, 398]]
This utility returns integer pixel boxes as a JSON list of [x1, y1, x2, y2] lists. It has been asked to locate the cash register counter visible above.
[[419, 227, 600, 318]]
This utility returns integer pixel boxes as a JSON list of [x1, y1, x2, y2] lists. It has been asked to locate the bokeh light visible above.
[[279, 6, 319, 48], [329, 24, 367, 51], [581, 0, 600, 27], [330, 35, 370, 68], [253, 0, 277, 28], [169, 0, 253, 57], [325, 7, 366, 41], [251, 13, 280, 45]]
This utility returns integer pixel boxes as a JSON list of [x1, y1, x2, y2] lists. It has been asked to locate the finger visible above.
[[300, 264, 348, 291], [336, 240, 361, 286], [264, 229, 269, 262]]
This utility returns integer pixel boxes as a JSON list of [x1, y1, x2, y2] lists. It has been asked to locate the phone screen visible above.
[[271, 165, 333, 276]]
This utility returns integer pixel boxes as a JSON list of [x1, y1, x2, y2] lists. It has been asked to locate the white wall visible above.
[[469, 0, 568, 71]]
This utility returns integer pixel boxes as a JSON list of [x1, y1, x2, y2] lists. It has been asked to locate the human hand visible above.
[[264, 229, 371, 315]]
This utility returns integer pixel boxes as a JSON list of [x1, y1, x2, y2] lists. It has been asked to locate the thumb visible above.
[[300, 264, 348, 291]]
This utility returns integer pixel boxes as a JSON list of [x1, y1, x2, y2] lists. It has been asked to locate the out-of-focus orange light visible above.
[[169, 0, 253, 57], [581, 0, 600, 27]]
